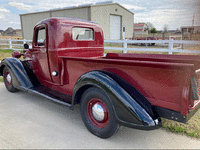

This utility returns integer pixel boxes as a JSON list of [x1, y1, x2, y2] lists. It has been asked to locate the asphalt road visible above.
[[0, 83, 200, 149]]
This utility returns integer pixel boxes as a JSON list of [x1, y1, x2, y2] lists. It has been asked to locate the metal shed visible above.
[[20, 2, 134, 40]]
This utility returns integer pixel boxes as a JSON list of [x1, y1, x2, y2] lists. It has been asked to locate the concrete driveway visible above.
[[0, 83, 199, 149]]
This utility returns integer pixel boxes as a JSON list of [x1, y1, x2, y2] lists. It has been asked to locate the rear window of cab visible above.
[[72, 27, 94, 41]]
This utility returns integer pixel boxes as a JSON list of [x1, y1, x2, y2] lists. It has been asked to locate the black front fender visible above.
[[0, 57, 33, 90], [72, 71, 161, 130]]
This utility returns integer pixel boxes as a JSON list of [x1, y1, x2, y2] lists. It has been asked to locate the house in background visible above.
[[4, 27, 16, 36], [181, 26, 200, 40], [134, 23, 148, 35], [15, 29, 22, 36], [0, 30, 4, 36], [0, 27, 22, 36]]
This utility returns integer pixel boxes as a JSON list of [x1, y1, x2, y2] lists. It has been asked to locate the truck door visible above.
[[32, 24, 52, 83]]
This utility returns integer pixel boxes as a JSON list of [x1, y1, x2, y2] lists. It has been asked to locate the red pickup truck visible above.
[[134, 36, 156, 45], [1, 18, 200, 139]]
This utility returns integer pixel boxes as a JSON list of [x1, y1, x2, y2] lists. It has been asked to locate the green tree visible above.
[[150, 28, 157, 36]]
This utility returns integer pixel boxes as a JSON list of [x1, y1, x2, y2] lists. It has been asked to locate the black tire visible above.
[[3, 67, 18, 92], [80, 87, 119, 139]]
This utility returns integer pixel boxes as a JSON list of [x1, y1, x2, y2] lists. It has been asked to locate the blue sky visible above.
[[0, 0, 199, 30]]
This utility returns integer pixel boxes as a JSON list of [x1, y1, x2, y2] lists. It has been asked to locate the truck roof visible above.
[[36, 17, 100, 27]]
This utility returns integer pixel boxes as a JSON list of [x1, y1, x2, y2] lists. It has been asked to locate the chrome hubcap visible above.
[[6, 73, 11, 84], [92, 103, 105, 121]]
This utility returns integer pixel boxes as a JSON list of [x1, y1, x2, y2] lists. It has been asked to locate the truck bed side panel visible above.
[[58, 56, 195, 116]]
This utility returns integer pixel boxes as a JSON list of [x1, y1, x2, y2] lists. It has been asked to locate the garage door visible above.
[[110, 15, 121, 40]]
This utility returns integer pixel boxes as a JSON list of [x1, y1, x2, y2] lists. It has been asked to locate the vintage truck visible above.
[[0, 18, 200, 139], [133, 36, 157, 46]]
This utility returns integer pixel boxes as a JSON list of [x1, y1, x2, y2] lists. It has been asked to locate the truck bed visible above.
[[57, 53, 200, 122]]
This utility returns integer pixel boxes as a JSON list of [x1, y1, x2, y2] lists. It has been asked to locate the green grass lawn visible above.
[[0, 49, 14, 60], [0, 76, 3, 82], [162, 110, 200, 138], [0, 49, 13, 83], [0, 48, 200, 139]]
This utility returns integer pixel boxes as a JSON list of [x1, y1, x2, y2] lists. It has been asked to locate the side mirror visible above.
[[24, 43, 29, 49]]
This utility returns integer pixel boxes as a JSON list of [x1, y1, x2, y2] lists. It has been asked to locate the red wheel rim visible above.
[[87, 98, 109, 128], [5, 71, 12, 87]]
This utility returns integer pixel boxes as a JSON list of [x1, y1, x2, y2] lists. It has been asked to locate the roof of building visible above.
[[20, 2, 134, 16], [5, 27, 15, 34], [134, 29, 143, 31], [181, 26, 200, 28], [134, 23, 145, 27], [181, 26, 200, 29]]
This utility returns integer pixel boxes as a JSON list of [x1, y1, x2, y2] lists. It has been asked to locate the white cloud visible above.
[[0, 7, 10, 13], [10, 0, 103, 11], [0, 14, 5, 19], [8, 2, 33, 11], [33, 1, 101, 11], [0, 7, 10, 20], [0, 12, 21, 30], [9, 21, 20, 25], [122, 4, 146, 10]]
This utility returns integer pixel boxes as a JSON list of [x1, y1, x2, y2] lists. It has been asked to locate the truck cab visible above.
[[25, 18, 104, 86]]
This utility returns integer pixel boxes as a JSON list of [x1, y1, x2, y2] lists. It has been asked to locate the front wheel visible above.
[[3, 67, 18, 92], [80, 87, 119, 139]]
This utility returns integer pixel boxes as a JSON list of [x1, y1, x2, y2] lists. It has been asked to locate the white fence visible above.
[[0, 38, 200, 54], [0, 39, 32, 51], [104, 38, 200, 54]]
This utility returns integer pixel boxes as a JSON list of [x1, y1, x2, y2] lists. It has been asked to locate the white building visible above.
[[134, 23, 148, 35], [20, 2, 134, 40], [181, 26, 200, 40]]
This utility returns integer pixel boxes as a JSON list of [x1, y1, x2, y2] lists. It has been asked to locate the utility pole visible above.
[[192, 13, 195, 26]]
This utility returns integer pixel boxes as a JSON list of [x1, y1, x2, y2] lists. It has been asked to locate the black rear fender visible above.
[[72, 71, 161, 129]]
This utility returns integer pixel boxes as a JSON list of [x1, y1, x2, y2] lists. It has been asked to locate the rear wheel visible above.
[[80, 87, 119, 139], [3, 67, 18, 92]]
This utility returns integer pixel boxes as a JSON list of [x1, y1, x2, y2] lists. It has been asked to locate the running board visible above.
[[19, 86, 73, 109]]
